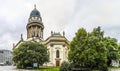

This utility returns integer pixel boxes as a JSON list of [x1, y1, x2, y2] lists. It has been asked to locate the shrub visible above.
[[60, 61, 70, 71]]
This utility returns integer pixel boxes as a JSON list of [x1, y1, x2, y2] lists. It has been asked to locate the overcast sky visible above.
[[0, 0, 120, 50]]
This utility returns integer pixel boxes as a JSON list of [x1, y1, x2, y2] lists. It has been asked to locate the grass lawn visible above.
[[109, 67, 120, 71], [39, 67, 59, 71]]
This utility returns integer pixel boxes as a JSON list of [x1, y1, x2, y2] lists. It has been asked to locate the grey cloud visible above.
[[0, 0, 120, 50]]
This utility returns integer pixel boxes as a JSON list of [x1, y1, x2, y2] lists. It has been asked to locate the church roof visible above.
[[30, 5, 41, 17], [44, 32, 70, 45], [30, 9, 40, 17]]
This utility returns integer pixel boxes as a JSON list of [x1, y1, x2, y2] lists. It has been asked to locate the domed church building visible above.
[[13, 5, 70, 67]]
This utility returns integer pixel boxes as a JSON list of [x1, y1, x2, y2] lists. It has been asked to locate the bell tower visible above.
[[26, 5, 44, 40]]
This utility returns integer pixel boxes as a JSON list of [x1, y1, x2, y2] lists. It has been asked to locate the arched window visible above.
[[56, 50, 60, 58]]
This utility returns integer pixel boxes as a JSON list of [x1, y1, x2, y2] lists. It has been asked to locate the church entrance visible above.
[[56, 60, 60, 67]]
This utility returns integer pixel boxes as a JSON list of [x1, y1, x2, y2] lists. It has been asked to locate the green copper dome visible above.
[[30, 8, 41, 17]]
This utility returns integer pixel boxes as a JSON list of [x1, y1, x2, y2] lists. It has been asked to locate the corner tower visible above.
[[26, 5, 44, 40]]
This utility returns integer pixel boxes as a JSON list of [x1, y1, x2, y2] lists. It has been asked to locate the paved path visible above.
[[0, 66, 39, 71], [0, 66, 120, 71]]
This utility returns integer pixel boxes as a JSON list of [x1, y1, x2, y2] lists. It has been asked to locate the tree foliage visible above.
[[13, 41, 49, 69], [68, 27, 120, 71], [104, 37, 120, 66]]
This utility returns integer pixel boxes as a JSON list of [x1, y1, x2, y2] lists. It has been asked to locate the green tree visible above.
[[13, 41, 49, 69], [104, 37, 120, 66], [68, 27, 108, 71], [68, 28, 88, 67], [88, 27, 107, 70]]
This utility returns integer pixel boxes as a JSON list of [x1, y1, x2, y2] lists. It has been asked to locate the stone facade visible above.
[[43, 32, 69, 66], [13, 5, 69, 67]]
